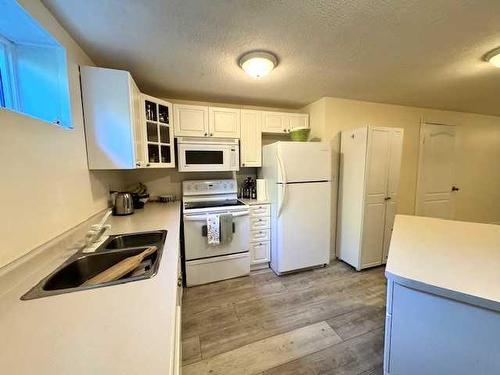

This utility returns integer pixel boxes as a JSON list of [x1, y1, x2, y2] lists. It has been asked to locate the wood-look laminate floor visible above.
[[182, 261, 386, 375]]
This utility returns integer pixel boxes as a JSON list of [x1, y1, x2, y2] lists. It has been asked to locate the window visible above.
[[0, 0, 72, 128]]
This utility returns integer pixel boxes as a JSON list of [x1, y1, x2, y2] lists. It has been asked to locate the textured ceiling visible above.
[[42, 0, 500, 115]]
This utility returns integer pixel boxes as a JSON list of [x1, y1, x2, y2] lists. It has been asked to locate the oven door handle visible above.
[[183, 211, 249, 221]]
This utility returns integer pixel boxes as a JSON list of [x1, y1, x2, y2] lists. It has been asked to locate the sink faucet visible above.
[[85, 209, 112, 247]]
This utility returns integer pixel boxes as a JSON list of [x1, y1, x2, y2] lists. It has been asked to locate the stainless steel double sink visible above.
[[21, 230, 167, 300]]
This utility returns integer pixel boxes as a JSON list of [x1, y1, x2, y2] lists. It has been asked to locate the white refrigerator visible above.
[[260, 142, 332, 274]]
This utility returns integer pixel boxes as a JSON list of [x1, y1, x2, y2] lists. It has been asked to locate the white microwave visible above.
[[177, 137, 240, 172]]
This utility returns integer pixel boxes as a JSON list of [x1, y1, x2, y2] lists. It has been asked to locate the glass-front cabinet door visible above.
[[141, 94, 175, 168]]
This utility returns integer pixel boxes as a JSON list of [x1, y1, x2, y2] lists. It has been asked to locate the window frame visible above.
[[0, 34, 20, 111]]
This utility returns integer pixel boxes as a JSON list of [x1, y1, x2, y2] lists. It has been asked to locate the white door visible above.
[[382, 129, 403, 262], [416, 123, 457, 219], [240, 109, 262, 167], [173, 104, 208, 137], [287, 114, 309, 131], [275, 182, 331, 273], [209, 107, 240, 138], [277, 142, 331, 183], [361, 128, 391, 268], [262, 111, 287, 134]]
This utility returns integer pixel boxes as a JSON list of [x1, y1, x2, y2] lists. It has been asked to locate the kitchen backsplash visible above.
[[117, 168, 258, 198]]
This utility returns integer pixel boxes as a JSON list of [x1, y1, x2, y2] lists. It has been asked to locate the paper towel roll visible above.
[[256, 179, 267, 201]]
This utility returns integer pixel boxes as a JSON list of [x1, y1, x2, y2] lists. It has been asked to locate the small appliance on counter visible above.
[[240, 177, 257, 199], [112, 192, 134, 216], [256, 179, 267, 201], [127, 182, 150, 209]]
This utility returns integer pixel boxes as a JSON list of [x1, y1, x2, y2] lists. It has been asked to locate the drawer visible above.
[[251, 228, 270, 242], [250, 241, 270, 264], [250, 204, 270, 217], [251, 216, 270, 230]]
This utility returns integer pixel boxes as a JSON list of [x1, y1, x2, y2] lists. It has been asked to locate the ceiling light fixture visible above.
[[239, 51, 278, 78], [484, 47, 500, 68]]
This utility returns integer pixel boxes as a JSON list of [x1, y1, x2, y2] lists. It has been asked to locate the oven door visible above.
[[178, 143, 239, 172], [183, 210, 250, 260]]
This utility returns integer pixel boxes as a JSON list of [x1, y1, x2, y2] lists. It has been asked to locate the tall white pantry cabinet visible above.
[[337, 126, 404, 270]]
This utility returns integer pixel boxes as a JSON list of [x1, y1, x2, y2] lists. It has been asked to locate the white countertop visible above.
[[0, 202, 181, 374], [386, 215, 500, 311]]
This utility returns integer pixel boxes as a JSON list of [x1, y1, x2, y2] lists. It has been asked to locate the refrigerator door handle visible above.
[[277, 152, 288, 217]]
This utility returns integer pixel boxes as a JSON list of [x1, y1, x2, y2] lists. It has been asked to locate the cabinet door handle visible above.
[[451, 186, 460, 192], [204, 132, 208, 136], [242, 163, 245, 167], [384, 197, 391, 201], [210, 133, 213, 137]]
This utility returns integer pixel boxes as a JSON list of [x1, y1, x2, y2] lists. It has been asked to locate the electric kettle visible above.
[[113, 192, 134, 216]]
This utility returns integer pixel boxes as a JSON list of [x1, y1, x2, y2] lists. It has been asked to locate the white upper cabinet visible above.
[[81, 66, 175, 170], [209, 107, 240, 138], [262, 111, 287, 134], [287, 113, 309, 131], [262, 111, 309, 134], [142, 94, 175, 168], [240, 109, 262, 167], [173, 104, 240, 138], [173, 104, 209, 137]]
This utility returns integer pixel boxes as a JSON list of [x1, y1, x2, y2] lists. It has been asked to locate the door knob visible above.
[[451, 186, 460, 192]]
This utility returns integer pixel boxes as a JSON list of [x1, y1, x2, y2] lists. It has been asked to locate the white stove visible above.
[[182, 179, 250, 286]]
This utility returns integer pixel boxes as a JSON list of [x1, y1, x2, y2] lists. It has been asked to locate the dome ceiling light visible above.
[[484, 47, 500, 68], [239, 51, 278, 78]]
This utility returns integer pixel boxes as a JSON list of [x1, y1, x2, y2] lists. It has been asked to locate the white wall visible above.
[[0, 0, 121, 268], [304, 97, 500, 257]]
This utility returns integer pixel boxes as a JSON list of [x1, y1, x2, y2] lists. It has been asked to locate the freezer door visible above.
[[277, 142, 332, 183], [275, 182, 331, 273]]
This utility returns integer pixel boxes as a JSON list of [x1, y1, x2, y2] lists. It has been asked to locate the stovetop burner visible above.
[[184, 199, 246, 210]]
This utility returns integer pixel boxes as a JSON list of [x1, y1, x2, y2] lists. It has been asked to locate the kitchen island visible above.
[[384, 215, 500, 375], [0, 203, 182, 375]]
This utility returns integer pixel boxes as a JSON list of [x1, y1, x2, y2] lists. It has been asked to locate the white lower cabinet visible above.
[[250, 241, 270, 264], [248, 203, 271, 268]]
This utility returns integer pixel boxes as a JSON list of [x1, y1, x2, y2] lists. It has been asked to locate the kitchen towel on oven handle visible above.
[[206, 214, 220, 246]]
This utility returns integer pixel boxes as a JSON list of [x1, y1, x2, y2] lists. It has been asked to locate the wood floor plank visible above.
[[182, 305, 240, 339], [182, 263, 387, 373], [360, 365, 383, 374], [182, 336, 202, 365], [262, 327, 384, 375], [199, 291, 383, 359], [326, 304, 386, 341], [183, 321, 342, 375]]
